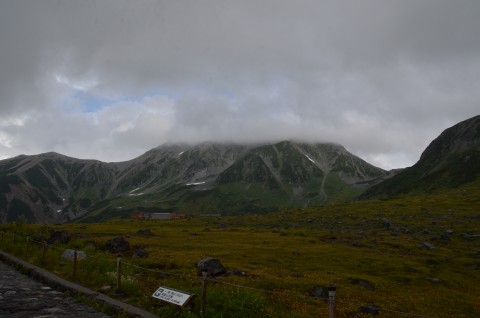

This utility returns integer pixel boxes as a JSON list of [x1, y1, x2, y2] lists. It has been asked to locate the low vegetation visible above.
[[1, 184, 479, 317]]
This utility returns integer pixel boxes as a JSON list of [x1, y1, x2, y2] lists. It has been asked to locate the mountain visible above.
[[361, 115, 480, 199], [0, 141, 388, 223], [0, 152, 120, 223]]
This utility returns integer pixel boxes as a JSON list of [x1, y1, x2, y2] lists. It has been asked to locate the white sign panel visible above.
[[152, 286, 192, 306]]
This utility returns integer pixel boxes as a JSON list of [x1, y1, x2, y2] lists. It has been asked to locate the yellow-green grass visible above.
[[1, 185, 479, 317]]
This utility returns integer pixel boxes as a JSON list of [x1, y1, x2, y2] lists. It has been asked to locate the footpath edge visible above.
[[0, 250, 159, 318]]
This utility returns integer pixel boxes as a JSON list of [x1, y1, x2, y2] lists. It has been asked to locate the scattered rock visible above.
[[196, 257, 226, 277], [381, 218, 391, 229], [61, 249, 87, 261], [74, 233, 89, 239], [420, 242, 436, 250], [309, 287, 327, 299], [361, 305, 380, 315], [427, 277, 442, 284], [348, 279, 375, 291], [136, 229, 153, 236], [132, 247, 149, 258], [102, 236, 130, 253], [463, 233, 480, 240], [291, 272, 304, 278], [100, 285, 112, 292], [226, 269, 246, 277], [47, 230, 71, 245]]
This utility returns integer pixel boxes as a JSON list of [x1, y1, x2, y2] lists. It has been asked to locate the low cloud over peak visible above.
[[0, 1, 478, 169]]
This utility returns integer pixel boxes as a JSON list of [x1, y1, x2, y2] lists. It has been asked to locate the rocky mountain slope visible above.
[[0, 141, 388, 223], [361, 114, 480, 199]]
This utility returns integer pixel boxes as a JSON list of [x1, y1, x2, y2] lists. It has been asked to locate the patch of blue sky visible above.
[[74, 91, 114, 113], [72, 86, 180, 114]]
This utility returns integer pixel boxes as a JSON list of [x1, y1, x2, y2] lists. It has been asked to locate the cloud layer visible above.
[[1, 1, 479, 169]]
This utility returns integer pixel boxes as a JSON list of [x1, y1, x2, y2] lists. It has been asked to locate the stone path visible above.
[[0, 260, 110, 318]]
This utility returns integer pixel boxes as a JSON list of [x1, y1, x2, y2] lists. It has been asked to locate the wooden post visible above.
[[24, 235, 30, 259], [116, 255, 122, 293], [42, 242, 47, 265], [72, 249, 78, 280], [328, 285, 337, 318], [200, 269, 208, 317]]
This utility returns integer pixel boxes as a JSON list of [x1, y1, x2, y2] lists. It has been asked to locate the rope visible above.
[[121, 260, 199, 279]]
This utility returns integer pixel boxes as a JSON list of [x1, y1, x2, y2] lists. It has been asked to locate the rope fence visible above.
[[0, 228, 438, 318]]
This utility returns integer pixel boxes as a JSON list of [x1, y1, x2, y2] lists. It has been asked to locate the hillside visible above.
[[79, 141, 388, 222], [361, 115, 480, 199], [0, 152, 120, 223], [0, 141, 388, 223]]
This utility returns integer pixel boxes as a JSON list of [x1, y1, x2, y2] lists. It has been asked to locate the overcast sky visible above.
[[0, 1, 479, 169]]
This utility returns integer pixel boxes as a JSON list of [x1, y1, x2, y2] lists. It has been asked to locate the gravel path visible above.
[[0, 260, 110, 318]]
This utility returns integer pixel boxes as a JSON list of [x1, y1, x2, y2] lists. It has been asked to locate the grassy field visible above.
[[1, 185, 479, 317]]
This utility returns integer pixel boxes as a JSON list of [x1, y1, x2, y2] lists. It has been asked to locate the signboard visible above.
[[152, 286, 193, 307]]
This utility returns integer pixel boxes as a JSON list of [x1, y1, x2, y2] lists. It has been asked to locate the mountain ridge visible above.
[[361, 114, 480, 198], [0, 140, 388, 223]]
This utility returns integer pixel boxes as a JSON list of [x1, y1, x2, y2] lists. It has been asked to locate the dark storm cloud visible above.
[[0, 0, 479, 168]]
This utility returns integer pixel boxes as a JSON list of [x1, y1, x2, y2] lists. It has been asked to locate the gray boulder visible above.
[[196, 257, 226, 277], [427, 277, 442, 284], [47, 230, 71, 245], [420, 242, 436, 250], [61, 249, 87, 261], [309, 286, 327, 299], [226, 269, 246, 277], [132, 247, 149, 258], [348, 279, 375, 291], [361, 305, 380, 315], [102, 236, 130, 253]]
